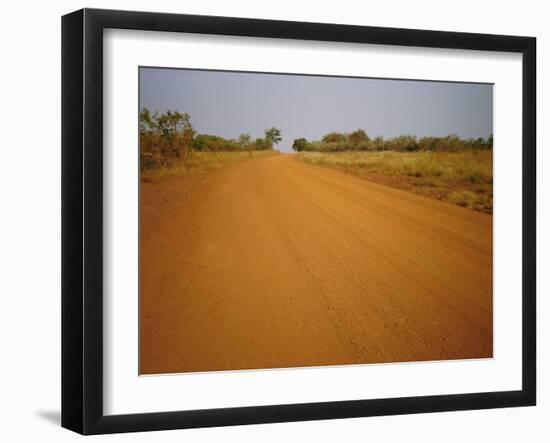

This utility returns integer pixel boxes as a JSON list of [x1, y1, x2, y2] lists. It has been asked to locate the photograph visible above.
[[139, 67, 494, 375]]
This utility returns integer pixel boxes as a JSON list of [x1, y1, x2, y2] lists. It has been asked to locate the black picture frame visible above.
[[62, 8, 536, 435]]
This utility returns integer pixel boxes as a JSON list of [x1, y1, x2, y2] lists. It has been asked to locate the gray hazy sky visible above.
[[139, 67, 493, 153]]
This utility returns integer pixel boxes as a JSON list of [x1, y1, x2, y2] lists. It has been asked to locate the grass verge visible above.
[[298, 151, 493, 213], [142, 150, 278, 182]]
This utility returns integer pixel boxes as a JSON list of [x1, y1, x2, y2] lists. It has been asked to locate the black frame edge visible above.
[[84, 7, 534, 51], [82, 7, 107, 435], [90, 390, 534, 435], [521, 37, 537, 406], [61, 8, 537, 435], [61, 9, 85, 434]]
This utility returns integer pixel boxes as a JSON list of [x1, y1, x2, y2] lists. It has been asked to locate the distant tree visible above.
[[192, 134, 240, 152], [139, 108, 156, 133], [253, 137, 272, 150], [349, 129, 370, 149], [372, 136, 386, 151], [238, 133, 252, 150], [141, 110, 196, 158], [438, 134, 462, 152], [155, 112, 171, 135], [322, 132, 346, 144], [151, 110, 191, 136], [391, 135, 418, 152], [264, 127, 282, 147], [418, 136, 438, 151], [292, 138, 308, 152]]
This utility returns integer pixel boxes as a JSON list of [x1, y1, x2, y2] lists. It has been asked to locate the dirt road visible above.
[[140, 154, 492, 374]]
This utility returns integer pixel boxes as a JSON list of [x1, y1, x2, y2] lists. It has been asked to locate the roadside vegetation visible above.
[[292, 130, 492, 153], [294, 130, 493, 213], [140, 109, 281, 180], [142, 150, 277, 182]]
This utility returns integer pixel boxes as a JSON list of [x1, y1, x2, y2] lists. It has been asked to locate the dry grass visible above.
[[141, 150, 278, 182], [298, 150, 493, 213]]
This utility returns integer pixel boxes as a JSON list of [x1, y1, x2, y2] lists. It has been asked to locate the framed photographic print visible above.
[[61, 8, 536, 435]]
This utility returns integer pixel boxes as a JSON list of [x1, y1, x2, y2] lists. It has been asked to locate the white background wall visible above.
[[0, 0, 546, 441]]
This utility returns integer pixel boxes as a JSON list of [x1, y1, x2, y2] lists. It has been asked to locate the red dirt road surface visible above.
[[140, 154, 492, 374]]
